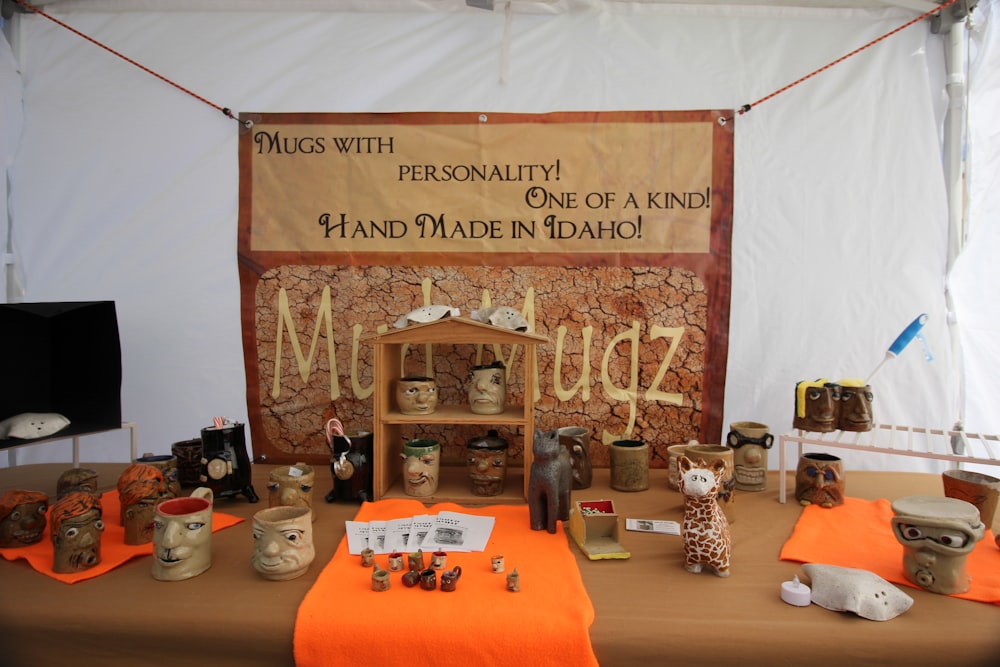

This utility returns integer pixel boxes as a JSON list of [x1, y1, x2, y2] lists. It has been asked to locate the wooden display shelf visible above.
[[364, 316, 548, 503]]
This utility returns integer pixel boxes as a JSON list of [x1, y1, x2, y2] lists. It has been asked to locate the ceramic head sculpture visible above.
[[116, 463, 166, 526], [527, 428, 572, 533], [49, 491, 104, 573], [678, 455, 731, 577], [466, 430, 509, 497], [793, 379, 840, 432], [802, 564, 913, 621], [0, 489, 49, 548], [836, 378, 874, 432]]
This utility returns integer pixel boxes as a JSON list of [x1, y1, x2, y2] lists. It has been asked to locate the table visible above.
[[0, 464, 997, 667]]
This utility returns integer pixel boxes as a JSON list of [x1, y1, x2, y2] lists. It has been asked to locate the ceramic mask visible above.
[[803, 564, 913, 621], [251, 506, 315, 581], [0, 490, 48, 548], [49, 491, 104, 573], [793, 380, 840, 432]]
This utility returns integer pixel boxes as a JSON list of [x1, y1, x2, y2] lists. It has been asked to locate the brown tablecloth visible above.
[[0, 464, 997, 667]]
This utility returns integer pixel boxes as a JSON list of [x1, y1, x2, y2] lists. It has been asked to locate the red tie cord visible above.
[[10, 0, 250, 127], [722, 0, 961, 124]]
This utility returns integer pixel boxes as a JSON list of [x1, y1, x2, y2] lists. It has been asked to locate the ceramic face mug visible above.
[[152, 487, 214, 581], [0, 489, 48, 548], [49, 491, 104, 574], [395, 376, 438, 415], [401, 439, 441, 497], [251, 506, 315, 581], [267, 463, 316, 522], [467, 362, 506, 415]]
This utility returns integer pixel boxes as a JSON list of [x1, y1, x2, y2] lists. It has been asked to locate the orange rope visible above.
[[11, 0, 249, 127], [722, 0, 961, 123]]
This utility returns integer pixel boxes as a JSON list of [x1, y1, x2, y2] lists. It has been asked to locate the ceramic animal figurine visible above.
[[678, 455, 731, 577], [528, 428, 572, 533]]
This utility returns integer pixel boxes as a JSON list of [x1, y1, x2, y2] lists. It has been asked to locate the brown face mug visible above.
[[419, 568, 437, 590], [440, 565, 462, 592]]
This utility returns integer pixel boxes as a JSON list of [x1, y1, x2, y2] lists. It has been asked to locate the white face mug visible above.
[[151, 487, 213, 582]]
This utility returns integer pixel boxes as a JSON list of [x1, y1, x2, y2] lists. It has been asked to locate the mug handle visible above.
[[190, 486, 214, 504]]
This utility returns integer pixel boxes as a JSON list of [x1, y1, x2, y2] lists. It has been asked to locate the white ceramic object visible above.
[[802, 563, 914, 621]]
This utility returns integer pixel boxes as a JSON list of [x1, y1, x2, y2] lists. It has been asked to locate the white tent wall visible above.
[[0, 1, 991, 474]]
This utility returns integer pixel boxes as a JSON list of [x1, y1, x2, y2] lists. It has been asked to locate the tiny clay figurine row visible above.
[[362, 547, 517, 592], [793, 378, 874, 433]]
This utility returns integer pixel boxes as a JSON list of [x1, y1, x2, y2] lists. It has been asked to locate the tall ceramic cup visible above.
[[152, 487, 213, 582], [685, 444, 735, 523], [942, 469, 1000, 531], [609, 439, 649, 492], [725, 421, 773, 492]]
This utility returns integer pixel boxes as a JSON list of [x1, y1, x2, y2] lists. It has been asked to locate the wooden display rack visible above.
[[364, 317, 548, 504]]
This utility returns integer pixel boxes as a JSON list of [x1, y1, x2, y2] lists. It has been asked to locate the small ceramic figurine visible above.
[[528, 428, 572, 533], [394, 305, 459, 328], [0, 489, 48, 548], [50, 491, 104, 574], [120, 474, 166, 546], [793, 379, 840, 432], [678, 455, 731, 577], [506, 568, 520, 592], [440, 565, 462, 592]]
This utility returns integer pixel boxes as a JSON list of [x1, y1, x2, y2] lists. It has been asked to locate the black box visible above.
[[0, 301, 122, 448]]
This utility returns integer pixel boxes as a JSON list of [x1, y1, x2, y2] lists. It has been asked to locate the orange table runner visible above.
[[0, 490, 244, 584], [779, 497, 1000, 604], [294, 499, 599, 667]]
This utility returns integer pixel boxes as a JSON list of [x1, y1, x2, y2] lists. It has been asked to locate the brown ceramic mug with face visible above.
[[0, 489, 49, 548], [50, 491, 104, 574]]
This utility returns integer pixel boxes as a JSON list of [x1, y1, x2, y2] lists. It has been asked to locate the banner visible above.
[[238, 110, 734, 468]]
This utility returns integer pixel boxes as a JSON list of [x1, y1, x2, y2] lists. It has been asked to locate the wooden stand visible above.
[[364, 317, 548, 503]]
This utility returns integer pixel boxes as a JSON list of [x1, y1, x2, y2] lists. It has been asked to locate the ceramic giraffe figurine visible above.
[[678, 455, 731, 577]]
